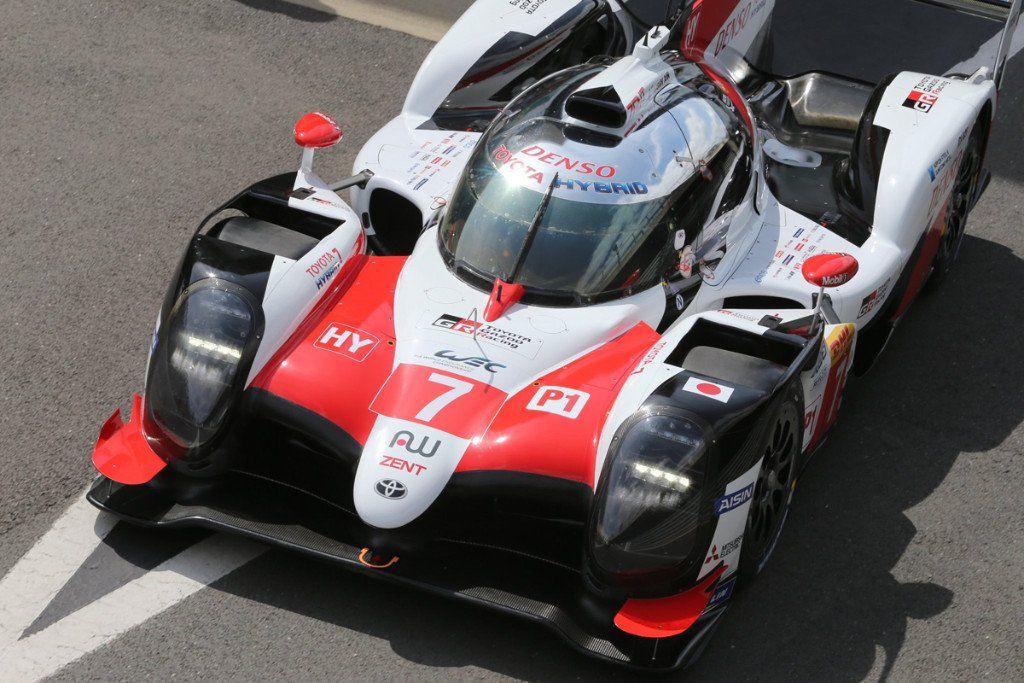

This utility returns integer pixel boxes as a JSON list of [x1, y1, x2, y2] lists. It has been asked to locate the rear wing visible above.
[[913, 0, 1021, 86]]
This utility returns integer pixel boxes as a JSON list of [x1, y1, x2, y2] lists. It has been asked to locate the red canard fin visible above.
[[613, 564, 727, 638], [92, 394, 167, 485], [483, 278, 524, 322]]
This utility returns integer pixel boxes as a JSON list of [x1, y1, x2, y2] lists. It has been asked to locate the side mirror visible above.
[[802, 253, 859, 288], [801, 253, 858, 333], [294, 112, 342, 148]]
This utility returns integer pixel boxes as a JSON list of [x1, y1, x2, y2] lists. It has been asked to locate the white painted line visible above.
[[0, 491, 116, 658], [0, 533, 266, 681], [294, 0, 455, 41]]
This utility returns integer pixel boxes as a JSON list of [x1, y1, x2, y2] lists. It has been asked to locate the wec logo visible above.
[[434, 350, 505, 373], [714, 483, 755, 515]]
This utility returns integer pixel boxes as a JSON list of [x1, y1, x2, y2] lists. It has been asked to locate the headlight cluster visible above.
[[144, 279, 262, 461], [590, 409, 709, 589]]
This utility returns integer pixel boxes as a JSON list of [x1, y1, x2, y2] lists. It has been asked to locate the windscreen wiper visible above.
[[508, 173, 559, 283], [482, 173, 560, 322]]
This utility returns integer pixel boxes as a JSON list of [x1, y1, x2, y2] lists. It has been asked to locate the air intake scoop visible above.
[[563, 26, 676, 137]]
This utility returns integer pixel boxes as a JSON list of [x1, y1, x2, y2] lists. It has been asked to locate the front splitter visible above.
[[87, 474, 726, 670]]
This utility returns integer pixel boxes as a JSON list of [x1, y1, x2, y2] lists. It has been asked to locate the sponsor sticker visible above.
[[714, 482, 755, 515], [313, 323, 380, 362], [389, 430, 441, 458], [379, 455, 427, 476], [526, 386, 590, 419], [427, 313, 543, 358], [683, 377, 735, 403], [374, 479, 407, 500], [902, 76, 949, 114], [707, 576, 737, 608]]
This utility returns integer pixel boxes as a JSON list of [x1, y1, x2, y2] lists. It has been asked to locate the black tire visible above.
[[737, 387, 801, 580], [927, 119, 985, 288]]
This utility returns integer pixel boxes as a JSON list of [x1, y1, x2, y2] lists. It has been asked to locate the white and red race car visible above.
[[88, 0, 1021, 670]]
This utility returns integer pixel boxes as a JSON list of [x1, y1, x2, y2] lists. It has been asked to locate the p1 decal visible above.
[[683, 377, 734, 403], [526, 386, 590, 419], [314, 323, 379, 362], [714, 482, 755, 515], [370, 364, 508, 439]]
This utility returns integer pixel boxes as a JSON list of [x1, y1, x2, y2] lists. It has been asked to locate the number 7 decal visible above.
[[415, 373, 473, 422], [370, 364, 508, 439]]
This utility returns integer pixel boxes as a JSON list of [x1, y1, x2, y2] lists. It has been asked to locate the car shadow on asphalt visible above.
[[186, 233, 1021, 681], [230, 0, 337, 23]]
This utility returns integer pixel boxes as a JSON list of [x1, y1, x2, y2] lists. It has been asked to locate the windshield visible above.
[[441, 139, 682, 301], [439, 58, 753, 304]]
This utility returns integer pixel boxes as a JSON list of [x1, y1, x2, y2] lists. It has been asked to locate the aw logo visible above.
[[314, 323, 379, 362], [389, 430, 441, 458]]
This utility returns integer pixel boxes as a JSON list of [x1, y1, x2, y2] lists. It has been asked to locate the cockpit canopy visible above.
[[439, 55, 754, 305]]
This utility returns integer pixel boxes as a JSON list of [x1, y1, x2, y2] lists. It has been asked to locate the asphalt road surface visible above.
[[1, 0, 1023, 680]]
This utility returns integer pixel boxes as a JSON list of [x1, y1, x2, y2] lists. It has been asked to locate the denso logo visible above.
[[389, 430, 441, 458], [434, 350, 505, 373], [713, 483, 755, 515]]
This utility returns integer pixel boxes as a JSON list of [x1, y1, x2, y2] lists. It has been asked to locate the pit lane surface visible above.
[[1, 0, 1022, 679]]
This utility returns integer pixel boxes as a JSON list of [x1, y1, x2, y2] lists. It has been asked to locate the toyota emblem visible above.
[[375, 478, 407, 500]]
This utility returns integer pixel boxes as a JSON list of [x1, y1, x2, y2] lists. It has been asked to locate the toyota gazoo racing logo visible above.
[[389, 430, 441, 457], [375, 478, 408, 499], [433, 349, 506, 373], [430, 314, 542, 358]]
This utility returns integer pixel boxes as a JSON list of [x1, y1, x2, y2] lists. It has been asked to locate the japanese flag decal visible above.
[[683, 377, 735, 403]]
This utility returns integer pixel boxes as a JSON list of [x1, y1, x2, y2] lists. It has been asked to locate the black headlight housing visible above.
[[587, 406, 712, 596], [143, 278, 264, 466]]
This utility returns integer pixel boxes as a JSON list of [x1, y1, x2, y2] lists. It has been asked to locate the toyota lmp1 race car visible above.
[[88, 0, 1022, 671]]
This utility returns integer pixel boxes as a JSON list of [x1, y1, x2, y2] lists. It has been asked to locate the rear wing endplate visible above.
[[913, 0, 1022, 86]]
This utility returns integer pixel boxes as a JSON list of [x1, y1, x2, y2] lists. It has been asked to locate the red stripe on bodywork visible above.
[[255, 257, 404, 445], [893, 205, 947, 319], [614, 564, 727, 638], [681, 0, 743, 61], [92, 394, 167, 485], [456, 323, 660, 487]]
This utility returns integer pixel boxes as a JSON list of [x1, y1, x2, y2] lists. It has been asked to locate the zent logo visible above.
[[380, 456, 426, 476], [314, 323, 379, 362], [714, 483, 755, 515], [389, 430, 441, 458], [527, 386, 590, 419], [683, 377, 734, 404]]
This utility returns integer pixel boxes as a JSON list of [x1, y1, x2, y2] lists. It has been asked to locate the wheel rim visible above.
[[937, 137, 981, 267], [746, 406, 798, 550]]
